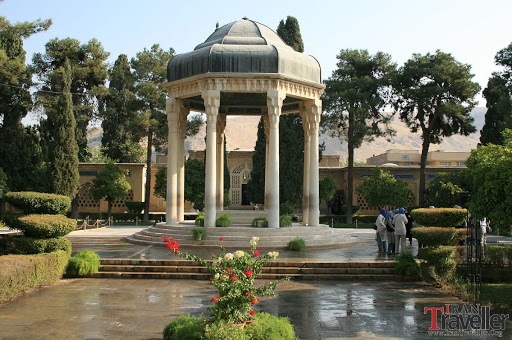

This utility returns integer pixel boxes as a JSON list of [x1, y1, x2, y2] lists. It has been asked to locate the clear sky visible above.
[[3, 0, 512, 110]]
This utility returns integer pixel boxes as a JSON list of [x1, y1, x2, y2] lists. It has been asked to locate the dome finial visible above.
[[242, 16, 248, 20], [215, 22, 219, 31]]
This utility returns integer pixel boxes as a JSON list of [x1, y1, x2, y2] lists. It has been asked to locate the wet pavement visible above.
[[1, 226, 511, 339], [2, 278, 501, 340]]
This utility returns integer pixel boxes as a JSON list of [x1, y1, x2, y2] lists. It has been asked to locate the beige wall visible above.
[[366, 149, 470, 167]]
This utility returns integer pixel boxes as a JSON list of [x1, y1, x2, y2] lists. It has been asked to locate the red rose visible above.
[[251, 298, 257, 305], [211, 296, 219, 302], [219, 237, 225, 241], [226, 268, 233, 274], [253, 250, 259, 258], [257, 298, 261, 303], [245, 292, 252, 296], [244, 270, 253, 278], [230, 274, 238, 281], [249, 310, 255, 316]]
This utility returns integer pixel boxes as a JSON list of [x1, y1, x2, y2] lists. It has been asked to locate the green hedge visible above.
[[124, 201, 145, 214], [418, 246, 457, 282], [484, 245, 512, 267], [412, 227, 456, 247], [0, 236, 71, 256], [0, 250, 70, 303], [67, 250, 100, 276], [353, 215, 379, 224], [16, 214, 76, 238], [411, 208, 467, 227], [5, 191, 71, 214]]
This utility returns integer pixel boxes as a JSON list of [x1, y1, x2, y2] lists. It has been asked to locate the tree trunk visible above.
[[143, 131, 153, 222], [346, 141, 354, 224], [419, 135, 430, 207], [107, 200, 112, 219]]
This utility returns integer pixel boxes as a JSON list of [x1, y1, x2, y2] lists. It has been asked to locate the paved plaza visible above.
[[1, 226, 511, 339]]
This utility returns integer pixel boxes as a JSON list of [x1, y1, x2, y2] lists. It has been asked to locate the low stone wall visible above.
[[216, 210, 268, 224]]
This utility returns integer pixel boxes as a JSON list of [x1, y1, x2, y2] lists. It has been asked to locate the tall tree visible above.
[[0, 17, 50, 191], [276, 16, 304, 52], [356, 168, 411, 210], [101, 54, 144, 162], [131, 44, 175, 221], [480, 75, 512, 145], [46, 59, 80, 197], [322, 49, 396, 223], [90, 162, 131, 218], [32, 38, 109, 161], [393, 51, 480, 206], [480, 42, 512, 146]]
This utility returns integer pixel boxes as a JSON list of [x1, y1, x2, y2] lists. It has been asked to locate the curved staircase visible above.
[[125, 222, 354, 250]]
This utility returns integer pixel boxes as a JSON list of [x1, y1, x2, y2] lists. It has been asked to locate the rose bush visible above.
[[162, 235, 289, 323]]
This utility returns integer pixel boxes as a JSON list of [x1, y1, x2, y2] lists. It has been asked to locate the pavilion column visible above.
[[266, 89, 284, 228], [177, 105, 189, 222], [216, 114, 226, 210], [301, 107, 311, 225], [306, 99, 322, 227], [202, 90, 220, 228], [263, 116, 270, 211], [166, 97, 180, 224]]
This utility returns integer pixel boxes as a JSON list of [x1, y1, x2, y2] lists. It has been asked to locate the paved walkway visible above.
[[1, 226, 511, 339]]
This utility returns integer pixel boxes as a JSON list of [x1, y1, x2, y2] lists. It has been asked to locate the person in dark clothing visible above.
[[404, 208, 414, 245]]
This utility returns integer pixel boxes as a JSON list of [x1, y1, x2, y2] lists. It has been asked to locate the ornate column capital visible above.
[[267, 89, 285, 126]]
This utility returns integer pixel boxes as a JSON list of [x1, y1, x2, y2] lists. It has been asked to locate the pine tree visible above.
[[47, 59, 79, 197], [101, 54, 143, 162]]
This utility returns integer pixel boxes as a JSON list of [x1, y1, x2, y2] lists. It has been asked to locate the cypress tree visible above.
[[47, 59, 79, 198], [480, 75, 512, 145], [276, 16, 304, 52]]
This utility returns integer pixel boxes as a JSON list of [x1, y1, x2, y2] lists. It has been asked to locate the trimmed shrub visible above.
[[192, 227, 207, 240], [352, 214, 378, 224], [205, 319, 248, 340], [411, 208, 467, 228], [5, 191, 71, 214], [125, 201, 145, 214], [251, 217, 268, 228], [484, 245, 509, 267], [0, 236, 71, 256], [418, 246, 457, 282], [452, 228, 468, 245], [163, 314, 206, 340], [279, 215, 292, 227], [244, 312, 296, 340], [67, 250, 100, 276], [412, 227, 456, 247], [394, 251, 420, 279], [0, 250, 70, 303], [215, 213, 232, 227], [195, 212, 204, 226], [16, 214, 76, 238], [287, 238, 306, 251]]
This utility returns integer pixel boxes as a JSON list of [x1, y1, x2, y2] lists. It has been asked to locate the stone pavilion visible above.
[[164, 18, 325, 228]]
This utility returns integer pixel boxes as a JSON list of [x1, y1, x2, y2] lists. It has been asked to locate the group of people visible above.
[[375, 207, 414, 255]]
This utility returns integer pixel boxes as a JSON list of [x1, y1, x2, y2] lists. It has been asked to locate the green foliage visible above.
[[0, 250, 70, 303], [279, 215, 292, 227], [0, 17, 49, 192], [394, 251, 420, 278], [411, 208, 467, 227], [0, 236, 71, 255], [16, 214, 76, 238], [393, 50, 481, 206], [319, 176, 337, 203], [205, 319, 248, 340], [33, 37, 109, 161], [277, 16, 304, 52], [287, 238, 306, 251], [453, 228, 468, 246], [244, 312, 296, 340], [417, 246, 457, 282], [466, 134, 512, 226], [101, 54, 144, 163], [90, 162, 131, 217], [355, 168, 411, 209], [479, 283, 512, 318], [215, 213, 232, 227], [163, 314, 206, 340], [247, 118, 266, 204], [66, 250, 100, 276], [412, 227, 456, 247], [46, 58, 80, 197], [279, 201, 296, 215], [427, 172, 468, 208], [484, 245, 512, 267], [322, 49, 396, 222], [351, 214, 377, 223], [125, 201, 145, 214], [251, 217, 268, 228], [195, 212, 204, 226], [480, 75, 512, 146], [5, 191, 71, 214], [192, 227, 207, 240]]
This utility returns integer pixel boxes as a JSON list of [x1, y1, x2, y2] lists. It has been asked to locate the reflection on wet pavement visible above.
[[2, 278, 507, 340]]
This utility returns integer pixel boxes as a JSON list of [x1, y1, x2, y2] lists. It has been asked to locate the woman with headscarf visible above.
[[394, 207, 408, 255], [405, 207, 414, 245], [375, 208, 387, 253], [385, 210, 395, 255]]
